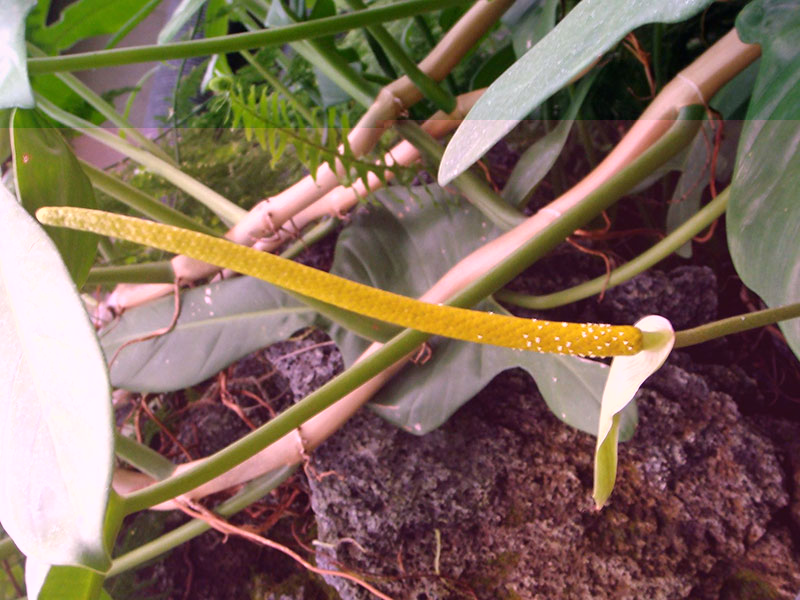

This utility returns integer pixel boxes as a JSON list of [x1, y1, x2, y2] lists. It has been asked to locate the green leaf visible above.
[[324, 186, 637, 438], [0, 185, 113, 572], [0, 0, 36, 110], [500, 0, 558, 60], [727, 0, 800, 359], [438, 0, 715, 184], [666, 62, 758, 258], [100, 276, 318, 392], [158, 0, 206, 43], [11, 108, 98, 287], [29, 0, 154, 52], [502, 69, 598, 208], [469, 43, 516, 90], [25, 559, 110, 600]]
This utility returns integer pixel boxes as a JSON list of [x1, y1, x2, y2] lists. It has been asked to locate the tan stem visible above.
[[107, 0, 515, 311], [108, 89, 485, 308], [112, 30, 760, 508]]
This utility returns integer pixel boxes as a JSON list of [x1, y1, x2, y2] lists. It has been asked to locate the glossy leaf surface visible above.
[[0, 185, 112, 571], [0, 0, 36, 109], [326, 186, 637, 438], [25, 559, 110, 600], [728, 0, 800, 359], [12, 108, 98, 286], [100, 276, 317, 392], [438, 0, 714, 184]]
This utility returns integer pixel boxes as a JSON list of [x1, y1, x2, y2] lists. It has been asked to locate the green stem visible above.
[[105, 0, 165, 49], [115, 432, 177, 480], [107, 466, 295, 576], [119, 108, 700, 515], [342, 0, 456, 113], [280, 217, 339, 260], [97, 237, 115, 261], [674, 302, 800, 349], [36, 94, 247, 226], [123, 66, 158, 121], [573, 112, 598, 169], [496, 186, 729, 309], [234, 3, 377, 110], [394, 120, 527, 230], [81, 161, 220, 235], [26, 44, 175, 165], [239, 50, 317, 125], [364, 30, 399, 80], [411, 15, 459, 95], [86, 261, 175, 285], [445, 107, 702, 310], [27, 0, 470, 75], [652, 23, 664, 92]]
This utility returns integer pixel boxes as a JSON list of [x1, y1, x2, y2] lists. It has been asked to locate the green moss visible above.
[[249, 571, 339, 600], [720, 569, 780, 600], [469, 550, 522, 594]]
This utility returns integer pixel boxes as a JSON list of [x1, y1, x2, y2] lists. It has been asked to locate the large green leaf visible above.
[[100, 276, 318, 392], [0, 0, 36, 109], [25, 559, 110, 600], [727, 0, 800, 359], [11, 108, 98, 287], [0, 185, 113, 572], [438, 0, 714, 184], [29, 0, 153, 52], [325, 186, 636, 438]]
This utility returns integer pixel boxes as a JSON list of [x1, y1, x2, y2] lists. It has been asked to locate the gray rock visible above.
[[308, 361, 798, 599], [598, 266, 718, 329]]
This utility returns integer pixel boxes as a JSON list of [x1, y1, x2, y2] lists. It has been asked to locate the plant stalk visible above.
[[116, 110, 700, 513], [342, 0, 456, 113], [36, 94, 247, 226], [674, 302, 800, 348], [27, 0, 472, 74], [394, 119, 526, 230], [496, 186, 729, 309], [86, 262, 175, 285]]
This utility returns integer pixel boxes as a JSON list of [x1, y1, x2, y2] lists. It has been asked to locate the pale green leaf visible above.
[[100, 276, 318, 392], [0, 0, 36, 110], [0, 185, 113, 571], [593, 315, 674, 508], [727, 0, 800, 359], [438, 0, 715, 184]]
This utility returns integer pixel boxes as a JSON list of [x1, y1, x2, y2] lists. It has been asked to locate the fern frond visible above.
[[215, 82, 416, 193]]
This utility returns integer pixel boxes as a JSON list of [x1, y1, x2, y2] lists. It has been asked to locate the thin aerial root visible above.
[[175, 499, 396, 600]]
